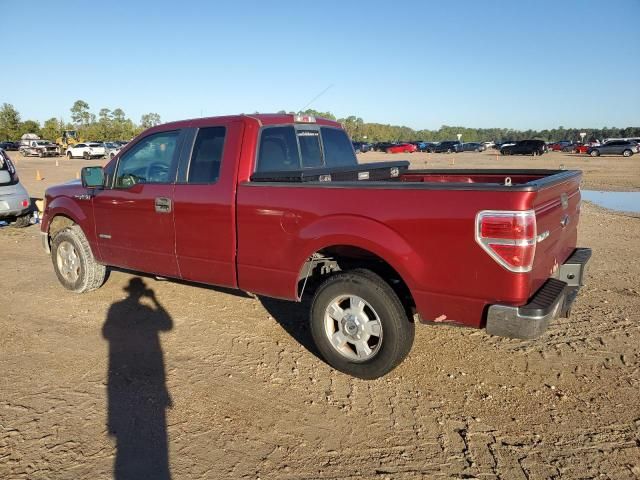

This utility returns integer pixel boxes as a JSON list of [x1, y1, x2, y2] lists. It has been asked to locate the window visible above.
[[256, 125, 360, 173], [297, 129, 322, 168], [256, 126, 300, 171], [321, 127, 357, 167], [188, 127, 226, 183], [115, 130, 179, 187]]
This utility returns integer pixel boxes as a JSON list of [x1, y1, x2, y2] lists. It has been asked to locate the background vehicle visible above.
[[373, 142, 395, 152], [103, 142, 123, 159], [66, 142, 106, 159], [56, 130, 83, 151], [460, 142, 486, 152], [41, 113, 590, 379], [433, 140, 461, 153], [19, 135, 61, 157], [0, 149, 31, 227], [0, 141, 19, 151], [493, 141, 516, 150], [550, 140, 572, 152], [587, 141, 639, 157], [386, 143, 416, 154], [500, 139, 546, 156], [352, 141, 371, 153]]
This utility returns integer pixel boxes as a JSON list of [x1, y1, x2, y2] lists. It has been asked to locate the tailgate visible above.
[[530, 173, 582, 292]]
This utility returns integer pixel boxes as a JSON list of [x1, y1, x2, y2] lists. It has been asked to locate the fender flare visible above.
[[294, 214, 425, 293]]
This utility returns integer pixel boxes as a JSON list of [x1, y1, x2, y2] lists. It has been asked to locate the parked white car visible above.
[[66, 142, 106, 160], [103, 142, 122, 159]]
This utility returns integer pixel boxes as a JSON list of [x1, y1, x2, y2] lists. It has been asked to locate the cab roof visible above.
[[154, 113, 342, 131]]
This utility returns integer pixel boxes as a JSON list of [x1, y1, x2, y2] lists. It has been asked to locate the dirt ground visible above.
[[1, 150, 639, 479]]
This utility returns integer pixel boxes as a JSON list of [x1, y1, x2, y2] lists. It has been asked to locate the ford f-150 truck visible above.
[[40, 113, 591, 379]]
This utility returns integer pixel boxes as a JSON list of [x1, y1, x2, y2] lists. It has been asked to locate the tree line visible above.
[[1, 101, 638, 144], [297, 109, 640, 143], [0, 101, 161, 142]]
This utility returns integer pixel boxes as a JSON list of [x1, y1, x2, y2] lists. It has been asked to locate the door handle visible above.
[[155, 197, 172, 213]]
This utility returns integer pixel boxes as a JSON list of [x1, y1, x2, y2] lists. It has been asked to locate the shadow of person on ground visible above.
[[102, 277, 173, 480]]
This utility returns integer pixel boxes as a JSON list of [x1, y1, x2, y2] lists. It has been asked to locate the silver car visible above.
[[0, 149, 31, 227]]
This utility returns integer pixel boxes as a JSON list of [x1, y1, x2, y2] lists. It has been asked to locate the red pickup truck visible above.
[[40, 114, 590, 379]]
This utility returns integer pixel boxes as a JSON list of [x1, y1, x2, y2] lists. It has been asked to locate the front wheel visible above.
[[67, 152, 72, 159], [310, 269, 414, 379], [51, 225, 107, 293], [590, 150, 600, 157]]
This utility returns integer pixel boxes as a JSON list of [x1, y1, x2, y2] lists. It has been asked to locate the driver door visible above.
[[92, 129, 182, 277]]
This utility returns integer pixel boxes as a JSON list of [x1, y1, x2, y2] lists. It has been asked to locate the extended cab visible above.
[[40, 114, 591, 379]]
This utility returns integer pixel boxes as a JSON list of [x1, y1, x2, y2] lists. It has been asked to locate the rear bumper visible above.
[[486, 248, 592, 339]]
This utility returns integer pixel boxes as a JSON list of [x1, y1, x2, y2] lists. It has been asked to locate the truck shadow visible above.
[[102, 277, 173, 480], [258, 295, 322, 360]]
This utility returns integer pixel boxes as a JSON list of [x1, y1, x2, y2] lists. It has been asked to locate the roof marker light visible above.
[[293, 114, 316, 123]]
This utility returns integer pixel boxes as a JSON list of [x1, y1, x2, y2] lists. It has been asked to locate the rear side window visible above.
[[321, 127, 357, 167], [188, 127, 226, 183], [257, 126, 300, 171]]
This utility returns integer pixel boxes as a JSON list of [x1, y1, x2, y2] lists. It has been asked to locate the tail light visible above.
[[475, 210, 536, 272]]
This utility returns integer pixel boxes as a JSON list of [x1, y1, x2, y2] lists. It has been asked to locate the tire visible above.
[[38, 151, 44, 158], [447, 148, 452, 154], [622, 149, 633, 157], [83, 152, 90, 160], [67, 152, 72, 159], [51, 225, 107, 293], [590, 150, 600, 157], [9, 213, 31, 228], [310, 269, 414, 379]]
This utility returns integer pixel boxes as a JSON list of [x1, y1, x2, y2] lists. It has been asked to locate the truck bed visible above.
[[250, 162, 579, 191]]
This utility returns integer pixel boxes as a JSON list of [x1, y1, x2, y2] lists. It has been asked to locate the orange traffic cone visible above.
[[36, 170, 42, 181], [55, 157, 59, 167]]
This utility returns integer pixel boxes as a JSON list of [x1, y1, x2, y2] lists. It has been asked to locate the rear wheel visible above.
[[83, 152, 90, 160], [310, 269, 414, 379], [67, 152, 72, 159], [51, 225, 107, 293], [622, 149, 633, 157]]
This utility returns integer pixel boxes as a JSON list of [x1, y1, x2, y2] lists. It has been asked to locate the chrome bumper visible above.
[[486, 248, 592, 339]]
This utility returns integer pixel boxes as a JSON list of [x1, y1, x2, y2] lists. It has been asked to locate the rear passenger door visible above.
[[172, 120, 245, 287]]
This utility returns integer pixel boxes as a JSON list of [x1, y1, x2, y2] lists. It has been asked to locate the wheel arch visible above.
[[293, 216, 424, 311]]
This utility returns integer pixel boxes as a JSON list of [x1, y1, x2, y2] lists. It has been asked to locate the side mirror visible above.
[[81, 166, 105, 188]]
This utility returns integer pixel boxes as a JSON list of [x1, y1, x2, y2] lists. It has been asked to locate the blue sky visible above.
[[2, 0, 639, 130]]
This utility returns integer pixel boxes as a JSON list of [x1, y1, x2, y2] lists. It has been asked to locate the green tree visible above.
[[70, 100, 91, 125], [41, 117, 61, 141], [0, 103, 21, 140], [18, 120, 41, 138], [140, 112, 161, 129]]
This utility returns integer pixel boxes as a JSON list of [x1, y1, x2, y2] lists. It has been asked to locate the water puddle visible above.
[[581, 190, 640, 214]]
